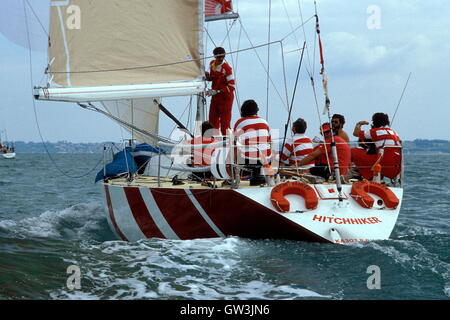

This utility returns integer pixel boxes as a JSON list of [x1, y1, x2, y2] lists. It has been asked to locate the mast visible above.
[[195, 93, 206, 135]]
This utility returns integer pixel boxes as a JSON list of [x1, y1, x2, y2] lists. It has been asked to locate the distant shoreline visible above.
[[3, 139, 450, 154]]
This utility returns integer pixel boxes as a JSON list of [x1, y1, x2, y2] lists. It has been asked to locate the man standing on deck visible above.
[[205, 47, 235, 136]]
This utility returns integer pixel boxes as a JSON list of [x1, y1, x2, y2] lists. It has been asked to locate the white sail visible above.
[[34, 0, 208, 141], [102, 99, 160, 145], [36, 0, 205, 101]]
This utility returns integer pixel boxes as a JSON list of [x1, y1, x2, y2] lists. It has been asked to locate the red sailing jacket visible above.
[[316, 136, 351, 175], [209, 60, 235, 96], [189, 137, 217, 166], [359, 126, 401, 153]]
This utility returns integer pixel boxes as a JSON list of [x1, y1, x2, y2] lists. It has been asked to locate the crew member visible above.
[[351, 112, 402, 179], [189, 121, 217, 167], [331, 114, 350, 143], [295, 123, 351, 180], [205, 47, 235, 136], [234, 100, 272, 185], [280, 118, 314, 170]]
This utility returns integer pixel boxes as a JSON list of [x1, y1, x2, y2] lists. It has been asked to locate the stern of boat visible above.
[[100, 178, 403, 244]]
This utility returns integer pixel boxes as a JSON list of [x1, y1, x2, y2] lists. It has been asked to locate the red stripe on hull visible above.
[[190, 189, 328, 242], [150, 189, 219, 240], [104, 185, 128, 241], [123, 188, 165, 238]]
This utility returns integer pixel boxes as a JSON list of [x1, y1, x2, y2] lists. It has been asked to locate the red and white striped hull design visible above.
[[102, 182, 403, 244]]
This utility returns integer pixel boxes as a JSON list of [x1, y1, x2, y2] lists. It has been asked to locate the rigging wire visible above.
[[234, 23, 243, 110], [219, 18, 238, 48], [278, 41, 306, 175], [391, 72, 412, 127], [225, 20, 242, 109], [114, 101, 126, 142], [297, 0, 315, 77], [237, 18, 290, 111], [280, 15, 316, 43], [24, 0, 49, 38], [281, 0, 302, 53], [23, 0, 103, 179], [266, 0, 272, 121], [77, 103, 173, 143], [168, 98, 196, 139]]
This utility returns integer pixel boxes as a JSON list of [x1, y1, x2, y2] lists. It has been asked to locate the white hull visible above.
[[2, 152, 16, 159]]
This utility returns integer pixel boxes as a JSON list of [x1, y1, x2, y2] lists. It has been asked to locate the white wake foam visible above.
[[50, 237, 331, 300], [0, 202, 106, 240]]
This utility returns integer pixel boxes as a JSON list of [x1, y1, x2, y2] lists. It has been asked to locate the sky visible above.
[[0, 0, 449, 143]]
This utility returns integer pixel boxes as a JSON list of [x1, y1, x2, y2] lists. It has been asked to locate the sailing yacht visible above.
[[0, 130, 15, 159], [33, 0, 404, 243]]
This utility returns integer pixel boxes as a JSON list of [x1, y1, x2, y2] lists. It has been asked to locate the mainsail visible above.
[[34, 0, 209, 144], [33, 0, 237, 144], [35, 0, 205, 101]]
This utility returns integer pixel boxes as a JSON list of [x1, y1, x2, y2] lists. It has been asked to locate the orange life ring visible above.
[[270, 181, 319, 212], [350, 180, 399, 209]]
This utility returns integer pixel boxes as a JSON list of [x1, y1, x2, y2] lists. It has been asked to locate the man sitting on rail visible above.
[[188, 121, 218, 168], [280, 117, 315, 171], [351, 112, 402, 180], [234, 100, 272, 186]]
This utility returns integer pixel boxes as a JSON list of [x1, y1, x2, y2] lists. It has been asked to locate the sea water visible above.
[[0, 153, 448, 300]]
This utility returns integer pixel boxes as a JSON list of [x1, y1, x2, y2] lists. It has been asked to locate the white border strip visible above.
[[185, 189, 225, 237], [140, 188, 180, 240], [108, 185, 146, 241]]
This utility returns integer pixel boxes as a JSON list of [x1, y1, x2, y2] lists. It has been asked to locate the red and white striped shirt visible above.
[[234, 116, 272, 161], [359, 126, 401, 154], [209, 60, 235, 94], [280, 133, 315, 168]]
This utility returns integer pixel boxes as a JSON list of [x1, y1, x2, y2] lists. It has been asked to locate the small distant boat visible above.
[[0, 130, 15, 159], [2, 151, 16, 159]]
